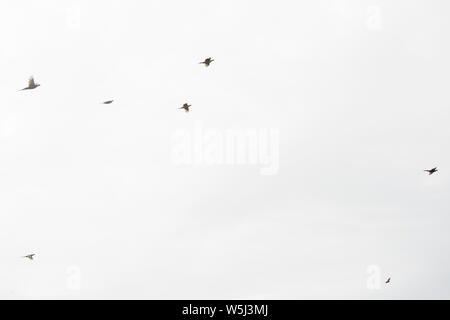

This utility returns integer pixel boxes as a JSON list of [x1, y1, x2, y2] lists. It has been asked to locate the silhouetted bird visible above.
[[179, 103, 191, 113], [424, 167, 438, 175], [20, 77, 40, 91], [23, 254, 35, 260], [199, 57, 214, 67], [102, 100, 114, 104], [385, 277, 391, 284]]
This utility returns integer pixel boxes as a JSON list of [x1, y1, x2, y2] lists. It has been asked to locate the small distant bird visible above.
[[179, 103, 191, 113], [424, 167, 438, 175], [23, 254, 35, 260], [20, 76, 40, 91], [102, 100, 114, 104], [199, 57, 214, 67], [385, 277, 391, 284]]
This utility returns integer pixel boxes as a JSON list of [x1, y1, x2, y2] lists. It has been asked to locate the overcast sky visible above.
[[1, 0, 450, 299]]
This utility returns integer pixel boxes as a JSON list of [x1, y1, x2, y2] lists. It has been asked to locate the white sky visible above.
[[1, 0, 450, 299]]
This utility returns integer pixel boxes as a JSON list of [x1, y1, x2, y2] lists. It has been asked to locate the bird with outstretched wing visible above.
[[424, 167, 438, 175], [23, 254, 35, 260], [179, 103, 191, 113]]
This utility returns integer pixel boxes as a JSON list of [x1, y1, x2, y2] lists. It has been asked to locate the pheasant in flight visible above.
[[424, 167, 438, 175], [179, 103, 191, 113], [199, 57, 214, 67], [20, 76, 40, 91], [23, 254, 35, 260]]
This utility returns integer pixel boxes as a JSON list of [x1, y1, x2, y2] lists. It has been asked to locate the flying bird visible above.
[[179, 103, 191, 113], [424, 167, 438, 175], [385, 277, 391, 284], [102, 100, 114, 104], [20, 76, 40, 91], [23, 254, 35, 260], [199, 57, 214, 67]]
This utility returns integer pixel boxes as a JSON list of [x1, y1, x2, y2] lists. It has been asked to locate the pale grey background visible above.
[[0, 0, 449, 299]]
